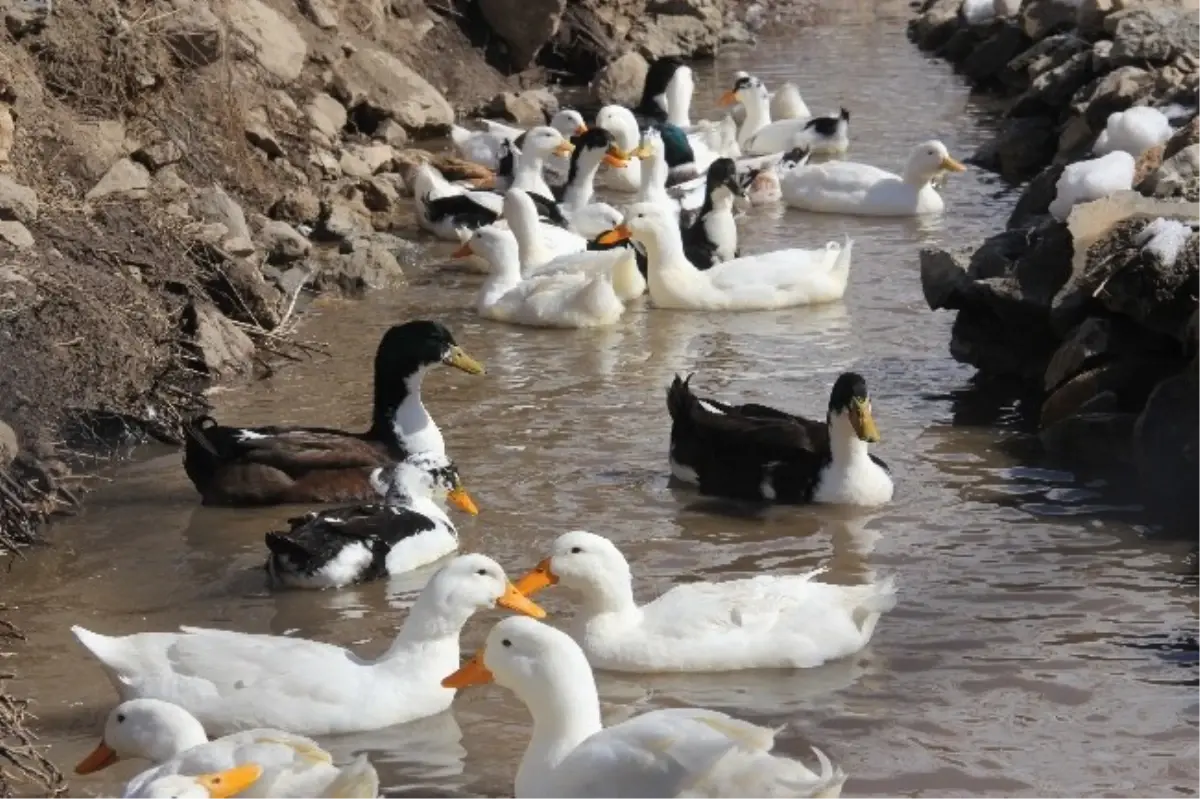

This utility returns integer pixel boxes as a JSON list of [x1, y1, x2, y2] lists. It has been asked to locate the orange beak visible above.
[[603, 152, 630, 168], [452, 242, 473, 258], [595, 224, 632, 246], [442, 650, 493, 689], [495, 582, 546, 618], [75, 741, 119, 774], [512, 557, 558, 597], [719, 90, 738, 106], [573, 124, 588, 136], [447, 486, 479, 515]]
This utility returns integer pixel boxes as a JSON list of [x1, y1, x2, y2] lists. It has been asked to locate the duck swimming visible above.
[[666, 372, 894, 506], [182, 321, 484, 506], [71, 554, 546, 737], [679, 157, 745, 269], [513, 530, 897, 672], [264, 452, 477, 590], [443, 616, 848, 798], [76, 699, 378, 798]]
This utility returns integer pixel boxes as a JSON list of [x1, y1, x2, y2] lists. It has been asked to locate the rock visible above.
[[306, 93, 348, 141], [192, 185, 251, 242], [973, 116, 1058, 181], [320, 196, 372, 240], [271, 187, 321, 225], [374, 119, 408, 148], [1008, 163, 1066, 229], [479, 0, 568, 69], [274, 263, 314, 297], [1040, 410, 1138, 464], [479, 90, 558, 126], [315, 239, 405, 295], [0, 419, 17, 467], [338, 150, 373, 179], [332, 49, 454, 135], [1079, 66, 1155, 132], [1041, 357, 1180, 426], [185, 301, 256, 379], [0, 220, 33, 249], [1010, 50, 1094, 116], [1076, 0, 1115, 39], [995, 0, 1022, 16], [1139, 143, 1200, 201], [221, 235, 257, 257], [227, 0, 308, 82], [1042, 315, 1175, 390], [590, 51, 650, 107], [631, 12, 722, 60], [244, 108, 285, 159], [299, 0, 339, 29], [0, 105, 13, 170], [1108, 6, 1200, 67], [84, 158, 150, 201], [939, 27, 986, 64], [132, 139, 185, 172], [919, 247, 973, 311], [62, 119, 129, 183], [1133, 368, 1198, 533], [1057, 113, 1094, 159], [202, 255, 283, 328], [163, 1, 224, 68], [361, 176, 400, 211], [909, 0, 962, 50], [0, 174, 37, 223], [345, 143, 395, 174], [962, 22, 1030, 83], [1019, 0, 1080, 40], [258, 220, 311, 263]]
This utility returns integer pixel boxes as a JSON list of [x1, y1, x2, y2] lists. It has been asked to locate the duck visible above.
[[495, 187, 591, 271], [595, 105, 717, 192], [780, 140, 966, 216], [633, 57, 695, 129], [721, 74, 812, 154], [452, 109, 587, 173], [772, 81, 811, 121], [551, 127, 630, 238], [75, 699, 379, 798], [596, 203, 852, 311], [264, 452, 477, 590], [71, 554, 546, 737], [1048, 150, 1137, 221], [455, 224, 628, 329], [1093, 106, 1173, 158], [679, 157, 745, 269], [442, 616, 848, 798], [665, 371, 894, 506], [129, 767, 265, 798], [793, 108, 851, 156], [513, 530, 897, 672], [182, 321, 484, 507]]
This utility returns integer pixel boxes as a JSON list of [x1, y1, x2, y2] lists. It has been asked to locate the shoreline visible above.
[[908, 0, 1199, 536]]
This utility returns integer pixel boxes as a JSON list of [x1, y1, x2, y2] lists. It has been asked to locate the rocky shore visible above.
[[910, 0, 1198, 534]]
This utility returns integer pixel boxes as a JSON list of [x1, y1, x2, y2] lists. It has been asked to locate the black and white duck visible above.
[[723, 73, 851, 157], [665, 372, 893, 506], [265, 452, 476, 589], [679, 157, 744, 269], [182, 321, 485, 506]]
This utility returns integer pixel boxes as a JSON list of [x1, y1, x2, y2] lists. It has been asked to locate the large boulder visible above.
[[962, 22, 1030, 83], [1107, 6, 1200, 67], [226, 0, 308, 82], [332, 49, 454, 135], [973, 115, 1058, 180], [1076, 66, 1155, 132], [1009, 50, 1094, 115], [1133, 367, 1199, 534], [479, 0, 569, 70], [590, 51, 650, 106], [184, 301, 256, 379], [163, 1, 224, 68], [1018, 0, 1081, 40], [910, 0, 964, 51]]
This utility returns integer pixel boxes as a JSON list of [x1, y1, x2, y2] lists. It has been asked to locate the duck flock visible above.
[[67, 59, 972, 798]]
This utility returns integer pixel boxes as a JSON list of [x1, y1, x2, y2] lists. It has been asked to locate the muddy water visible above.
[[5, 8, 1198, 799]]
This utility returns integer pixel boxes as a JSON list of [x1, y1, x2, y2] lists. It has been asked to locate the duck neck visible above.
[[480, 243, 524, 303], [385, 588, 474, 657], [640, 223, 689, 275], [666, 71, 692, 128], [139, 715, 208, 763], [572, 570, 639, 617], [562, 154, 602, 211], [514, 656, 605, 795], [635, 153, 669, 203], [827, 409, 871, 469], [370, 365, 443, 455], [512, 150, 547, 194], [507, 203, 545, 270], [740, 92, 772, 140], [902, 162, 936, 189]]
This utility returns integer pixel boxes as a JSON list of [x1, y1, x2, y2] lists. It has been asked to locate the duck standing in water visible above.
[[666, 371, 893, 505], [182, 321, 485, 506], [264, 452, 477, 589]]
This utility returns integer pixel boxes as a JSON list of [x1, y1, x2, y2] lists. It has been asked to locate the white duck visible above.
[[496, 188, 588, 271], [456, 224, 628, 329], [1048, 150, 1136, 221], [722, 74, 812, 154], [595, 106, 719, 192], [452, 109, 588, 172], [1093, 106, 1173, 158], [443, 616, 848, 798], [514, 530, 897, 672], [597, 203, 853, 311], [772, 81, 811, 121], [70, 554, 545, 737], [553, 127, 630, 238], [780, 140, 966, 216], [75, 699, 378, 798], [128, 767, 265, 798]]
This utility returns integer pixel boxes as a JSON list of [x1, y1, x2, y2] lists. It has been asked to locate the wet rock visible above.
[[185, 300, 256, 379], [910, 0, 962, 50], [973, 116, 1058, 181], [1133, 368, 1199, 533], [85, 158, 150, 201], [0, 174, 38, 223], [332, 49, 454, 135], [962, 22, 1029, 83], [1042, 316, 1176, 390], [306, 93, 348, 142], [1040, 409, 1138, 464], [1041, 357, 1180, 426], [479, 90, 559, 126], [193, 185, 251, 242], [590, 52, 650, 107], [479, 0, 568, 69], [320, 195, 372, 240], [1020, 0, 1080, 40], [270, 187, 321, 225], [1108, 6, 1200, 67], [919, 247, 973, 311], [939, 26, 985, 64], [258, 220, 311, 263], [315, 238, 405, 295], [299, 0, 339, 29], [0, 419, 17, 467], [0, 220, 33, 249], [227, 0, 308, 82], [1008, 163, 1066, 229], [132, 139, 186, 172], [164, 1, 225, 68]]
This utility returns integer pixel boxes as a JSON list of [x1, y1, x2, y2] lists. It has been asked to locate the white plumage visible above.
[[1048, 150, 1136, 221], [1093, 106, 1173, 158]]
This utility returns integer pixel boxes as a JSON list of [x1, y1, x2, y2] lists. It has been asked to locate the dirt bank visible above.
[[908, 0, 1198, 535]]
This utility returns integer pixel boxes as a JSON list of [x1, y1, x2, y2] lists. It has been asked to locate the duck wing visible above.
[[186, 418, 389, 474]]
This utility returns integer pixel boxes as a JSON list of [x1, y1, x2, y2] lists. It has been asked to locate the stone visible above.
[[163, 1, 224, 68], [1057, 113, 1094, 159], [1019, 0, 1080, 40], [271, 187, 321, 224], [306, 93, 348, 141], [299, 0, 339, 29], [1079, 66, 1155, 131], [374, 119, 408, 148], [1076, 0, 1116, 39], [1040, 357, 1180, 427], [332, 49, 454, 135], [939, 27, 986, 64], [345, 143, 395, 174], [259, 220, 311, 263], [186, 301, 256, 379], [132, 138, 185, 172], [320, 196, 372, 239], [919, 247, 972, 311], [0, 174, 37, 223], [192, 185, 251, 242], [1043, 316, 1154, 390], [221, 235, 257, 257], [974, 116, 1058, 181], [0, 105, 13, 170], [361, 176, 400, 211], [479, 90, 558, 127], [909, 0, 962, 50], [152, 165, 192, 196], [63, 119, 128, 183], [961, 22, 1029, 83], [316, 241, 405, 295], [631, 13, 721, 59], [1040, 410, 1138, 464], [1010, 50, 1094, 116], [0, 220, 33, 249], [590, 52, 650, 107], [1140, 143, 1200, 201], [1133, 368, 1198, 534], [479, 0, 568, 69], [227, 0, 308, 82], [84, 158, 150, 201], [202, 255, 283, 328], [5, 0, 50, 38], [1108, 6, 1200, 66], [0, 419, 17, 467], [1008, 163, 1067, 229], [338, 151, 373, 179], [244, 109, 285, 159]]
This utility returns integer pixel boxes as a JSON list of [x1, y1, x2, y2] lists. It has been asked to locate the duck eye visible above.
[[476, 568, 488, 576], [502, 639, 512, 647], [571, 546, 583, 554], [116, 713, 126, 723]]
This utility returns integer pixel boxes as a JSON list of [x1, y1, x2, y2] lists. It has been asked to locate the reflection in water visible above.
[[3, 11, 1197, 799]]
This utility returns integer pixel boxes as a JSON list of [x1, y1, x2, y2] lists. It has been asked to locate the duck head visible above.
[[568, 126, 629, 176], [423, 553, 547, 623], [376, 321, 486, 381], [370, 451, 478, 515], [827, 372, 879, 443], [705, 157, 745, 205], [904, 140, 965, 187], [452, 224, 520, 277], [596, 105, 641, 152], [548, 109, 587, 139], [720, 73, 768, 111], [523, 125, 575, 159], [511, 530, 634, 610], [75, 699, 210, 774]]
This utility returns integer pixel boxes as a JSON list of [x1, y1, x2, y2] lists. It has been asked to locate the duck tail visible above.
[[796, 746, 849, 799], [666, 373, 698, 425], [851, 574, 898, 643], [71, 626, 137, 693], [324, 754, 380, 799], [265, 532, 314, 567]]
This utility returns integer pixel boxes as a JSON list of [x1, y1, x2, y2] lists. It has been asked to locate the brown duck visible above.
[[183, 320, 485, 506]]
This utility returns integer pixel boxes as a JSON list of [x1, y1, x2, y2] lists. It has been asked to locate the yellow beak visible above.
[[495, 582, 546, 618], [447, 486, 479, 515], [553, 141, 575, 157], [452, 242, 473, 258], [631, 144, 653, 159], [442, 345, 485, 375], [719, 90, 738, 106], [850, 399, 880, 443], [195, 764, 265, 799], [595, 224, 632, 246], [603, 151, 630, 168], [75, 740, 120, 774], [442, 650, 493, 689], [939, 155, 966, 173], [573, 124, 588, 136], [512, 557, 558, 597]]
